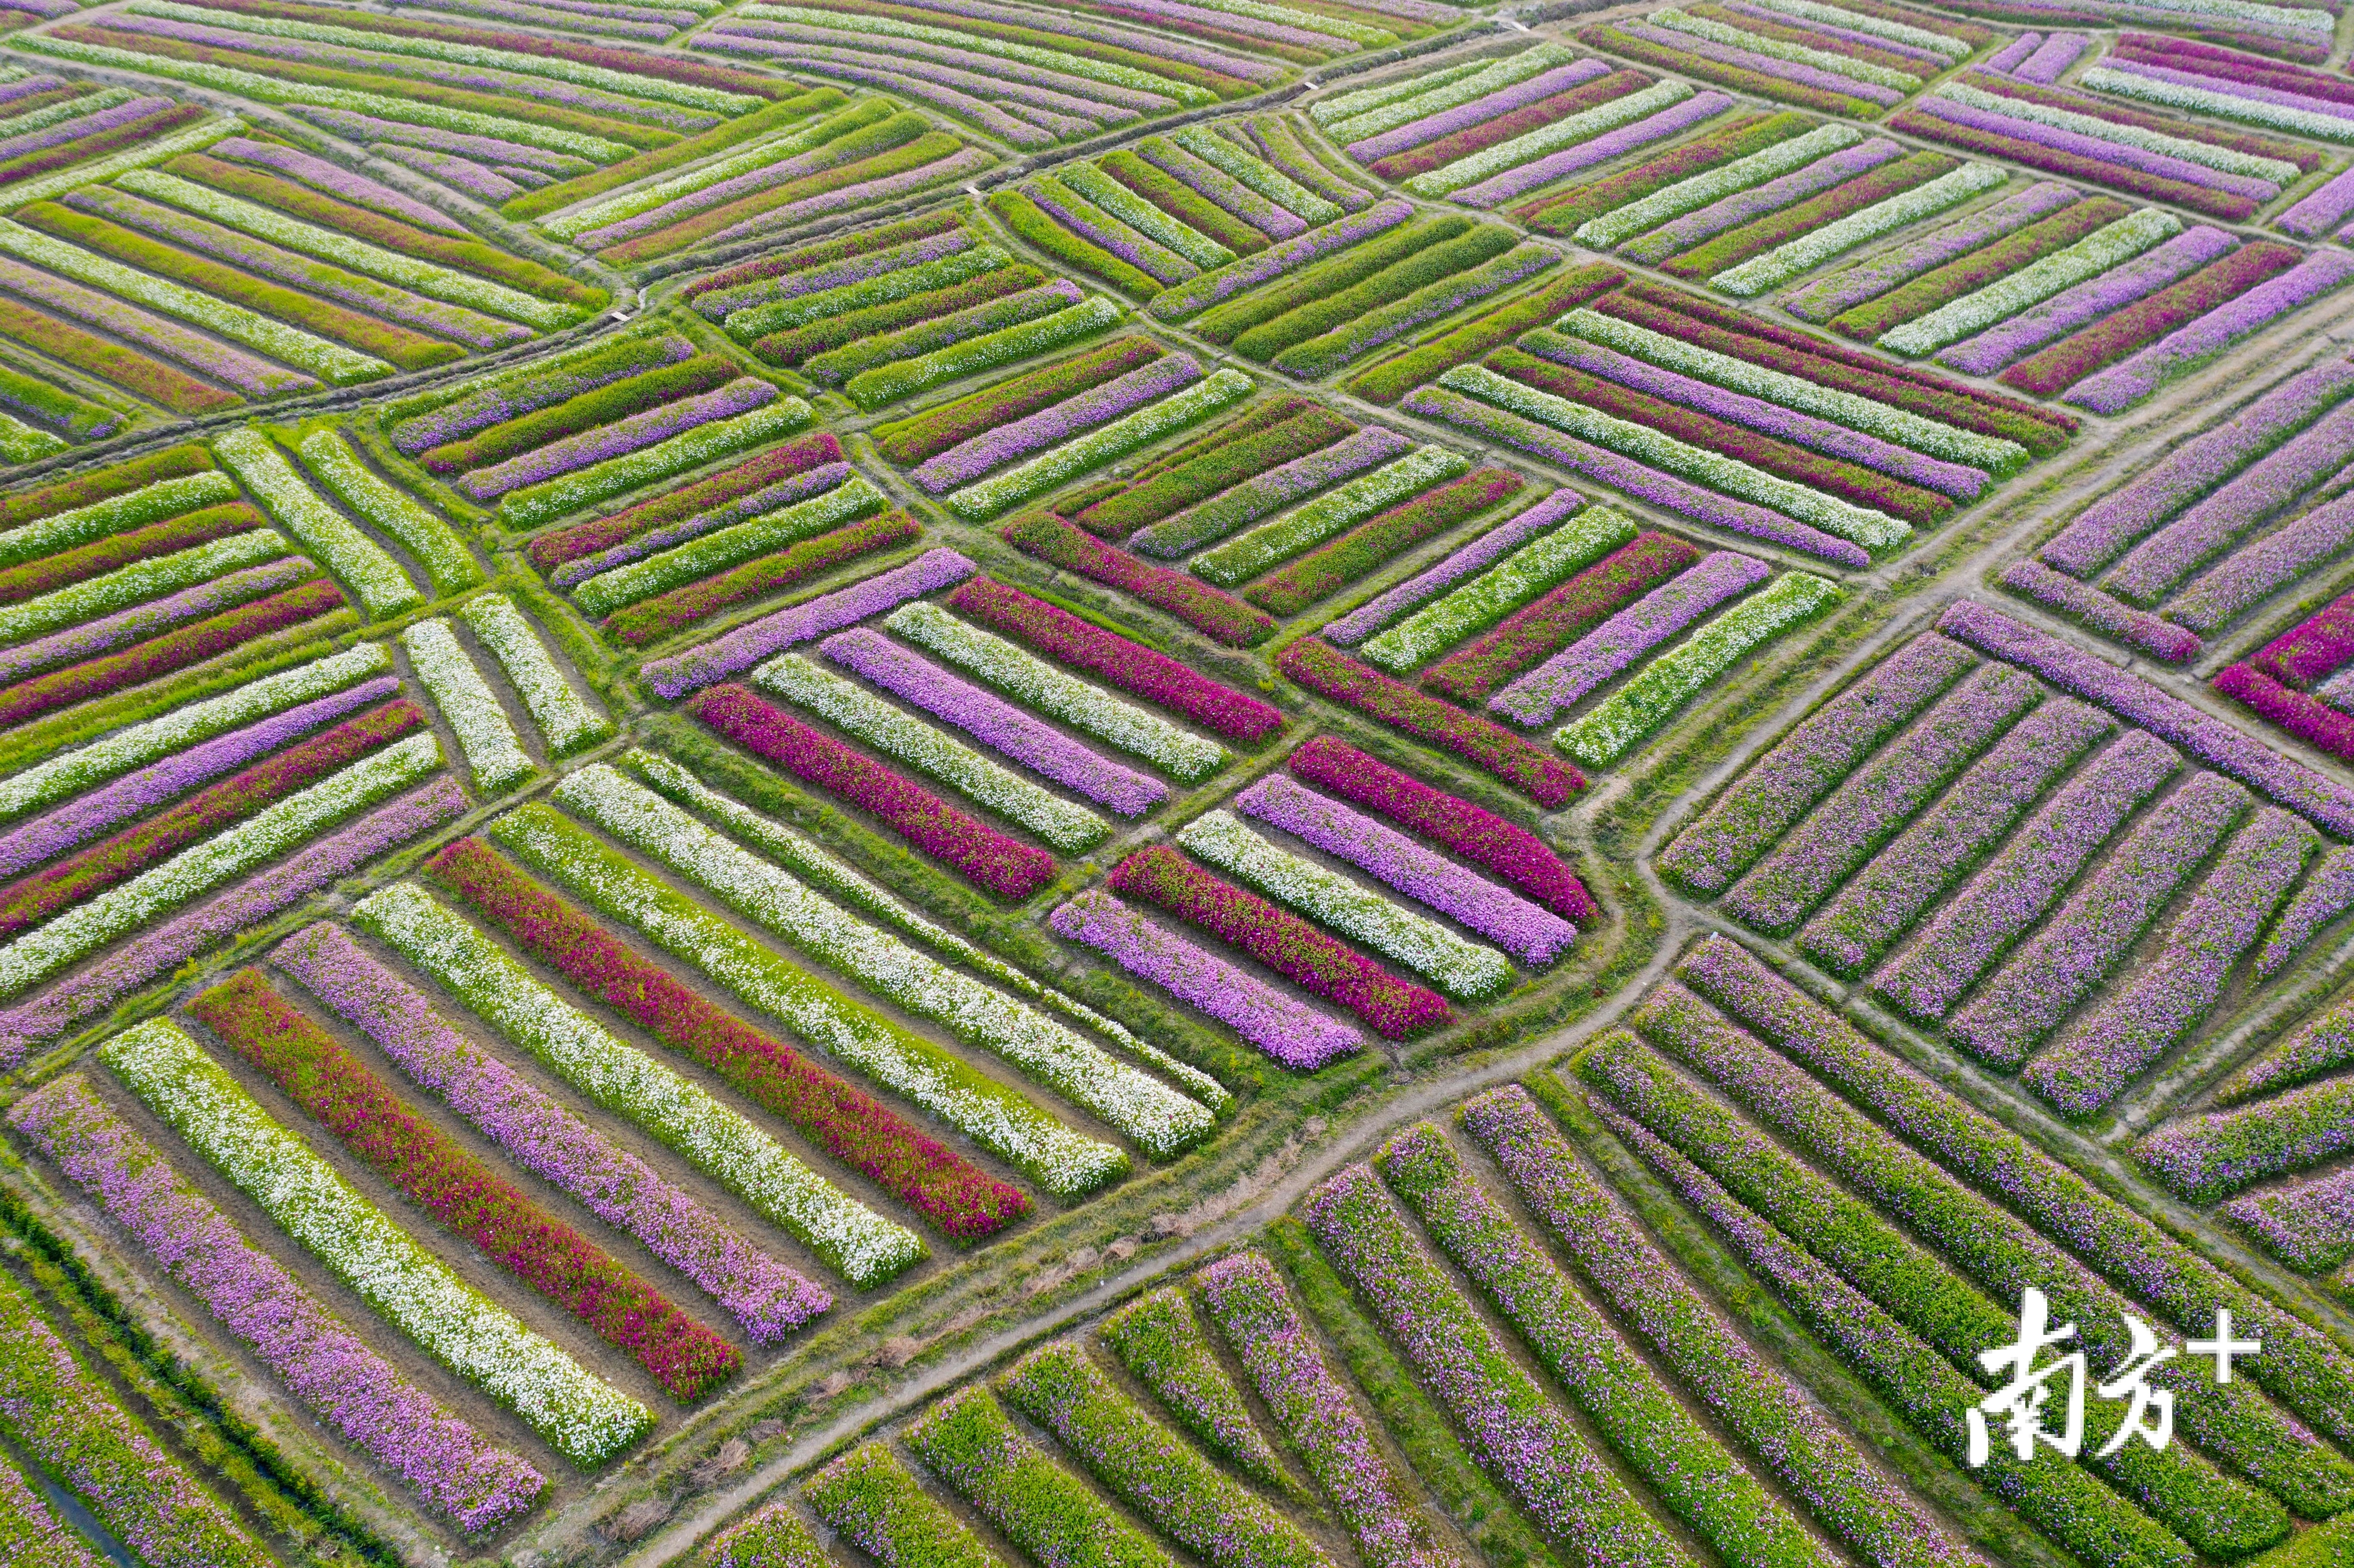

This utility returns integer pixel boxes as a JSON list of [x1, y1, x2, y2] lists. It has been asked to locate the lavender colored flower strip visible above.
[[2106, 400, 2354, 604], [692, 148, 993, 252], [2025, 806, 2315, 1113], [1617, 19, 1906, 106], [1327, 490, 1580, 644], [273, 921, 829, 1338], [1022, 181, 1189, 285], [912, 355, 1202, 494], [2046, 358, 2354, 576], [1984, 31, 2043, 71], [0, 776, 465, 1064], [2227, 1167, 2354, 1274], [1050, 889, 1360, 1070], [374, 144, 516, 202], [2068, 253, 2354, 414], [1518, 330, 1987, 501], [820, 628, 1164, 815], [0, 558, 317, 688], [1491, 551, 1769, 726], [0, 96, 170, 162], [288, 107, 595, 174], [1236, 773, 1576, 966], [1347, 60, 1614, 161], [1140, 138, 1303, 240], [2280, 165, 2354, 238], [1149, 199, 1412, 321], [2100, 58, 2354, 126], [0, 676, 399, 881], [693, 232, 976, 320], [1998, 559, 2200, 662], [643, 549, 974, 700], [2015, 31, 2089, 82], [551, 464, 851, 588], [460, 380, 779, 501], [1455, 93, 1737, 210], [1784, 182, 2080, 321], [1404, 386, 1871, 570], [1133, 426, 1414, 558], [6, 1073, 545, 1531], [1912, 93, 2279, 199], [0, 255, 309, 400], [2254, 843, 2354, 981], [1937, 226, 2237, 375], [1939, 597, 2354, 838], [2141, 1073, 2354, 1203], [1720, 0, 1955, 63], [2171, 494, 2354, 635], [210, 135, 467, 235], [1622, 138, 1905, 265], [578, 133, 912, 250], [1798, 698, 2112, 977]]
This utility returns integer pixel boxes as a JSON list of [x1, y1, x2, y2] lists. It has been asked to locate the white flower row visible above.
[[1194, 444, 1470, 586], [401, 619, 535, 797], [215, 428, 423, 621], [102, 1019, 650, 1466], [0, 219, 387, 388], [354, 879, 925, 1286], [1183, 0, 1392, 47], [1653, 8, 1919, 89], [4, 87, 135, 138], [737, 5, 1210, 103], [0, 412, 62, 467], [460, 594, 613, 758], [1323, 44, 1580, 144], [552, 767, 1214, 1158], [1559, 307, 2027, 473], [0, 528, 287, 648], [1747, 0, 1974, 56], [1881, 208, 2180, 355], [848, 297, 1122, 411], [1312, 57, 1490, 127], [546, 116, 869, 239], [621, 749, 1233, 1112], [1176, 811, 1514, 999], [501, 401, 813, 528], [755, 653, 1105, 850], [1712, 163, 2009, 297], [1063, 162, 1233, 268], [724, 247, 1008, 340], [119, 171, 573, 330], [297, 431, 483, 597], [2078, 0, 2332, 34], [1410, 80, 1694, 197], [2080, 65, 2354, 142], [0, 642, 389, 821], [0, 733, 439, 999], [1171, 125, 1339, 224], [0, 112, 237, 212], [1577, 123, 1865, 248], [480, 798, 1130, 1199], [129, 0, 755, 112], [1941, 80, 2298, 182], [1442, 365, 1912, 551], [885, 603, 1226, 782], [943, 370, 1253, 522], [573, 476, 886, 616], [1364, 507, 1638, 674], [0, 470, 236, 571]]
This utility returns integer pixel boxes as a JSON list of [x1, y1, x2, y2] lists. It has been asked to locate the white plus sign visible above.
[[2187, 1310, 2261, 1384]]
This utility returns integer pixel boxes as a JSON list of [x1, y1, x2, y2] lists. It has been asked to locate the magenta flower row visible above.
[[912, 354, 1203, 494], [1347, 59, 1613, 162], [460, 377, 777, 500], [1049, 888, 1361, 1070], [1787, 181, 2077, 322], [1937, 226, 2236, 377], [1456, 91, 1733, 210], [553, 463, 853, 588], [643, 548, 976, 699], [1623, 139, 1905, 265], [2066, 252, 2354, 415], [1495, 550, 1771, 727], [6, 1073, 545, 1531], [1327, 489, 1580, 645], [1998, 558, 2199, 662]]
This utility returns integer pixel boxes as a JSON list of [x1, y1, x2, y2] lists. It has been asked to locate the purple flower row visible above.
[[643, 548, 974, 699], [821, 627, 1164, 814], [0, 675, 398, 881], [1984, 30, 2043, 71], [579, 130, 893, 250], [1049, 888, 1361, 1070], [912, 354, 1202, 494], [1520, 329, 1987, 500], [1348, 59, 1613, 162], [460, 378, 777, 501], [2107, 56, 2354, 124], [1457, 93, 1737, 210], [2140, 1076, 2354, 1203], [1491, 549, 1766, 726], [2025, 807, 2315, 1114], [1140, 138, 1303, 240], [2254, 843, 2354, 983], [697, 234, 984, 323], [1727, 663, 2040, 937], [1660, 633, 1977, 894], [0, 254, 308, 399], [887, 0, 1289, 82], [1103, 0, 1337, 50], [704, 19, 1159, 113], [2045, 358, 2354, 575], [2067, 253, 2354, 414], [1194, 1252, 1455, 1568], [0, 74, 67, 105], [1150, 199, 1412, 323], [2227, 1167, 2354, 1273], [555, 463, 852, 589], [1623, 139, 1904, 264], [1937, 226, 2236, 376], [696, 146, 993, 253], [377, 143, 517, 202], [0, 558, 314, 688], [1726, 0, 1952, 61], [1327, 489, 1579, 645], [6, 1073, 544, 1530], [0, 94, 169, 162], [288, 106, 593, 175], [1133, 426, 1413, 558], [2281, 165, 2354, 237], [1238, 772, 1576, 964], [2171, 493, 2354, 634], [1787, 181, 2078, 322], [1618, 18, 1904, 105], [2015, 31, 2089, 81], [1403, 385, 1871, 569], [392, 335, 694, 455], [1938, 597, 2354, 838], [272, 921, 828, 1337], [1913, 93, 2279, 200], [0, 1439, 104, 1560], [2223, 961, 2354, 1103], [1027, 179, 1191, 283], [213, 134, 469, 234], [1998, 558, 2199, 661], [0, 776, 464, 1065]]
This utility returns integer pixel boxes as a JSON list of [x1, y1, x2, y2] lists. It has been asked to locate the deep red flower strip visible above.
[[1245, 469, 1529, 619], [1422, 533, 1702, 706], [524, 431, 843, 569], [688, 682, 1055, 899], [2215, 662, 2354, 761], [1289, 734, 1597, 922], [0, 501, 266, 606], [1999, 243, 2302, 396], [0, 578, 345, 732], [0, 699, 420, 941], [0, 442, 209, 531], [1105, 844, 1450, 1040], [2252, 592, 2354, 688], [1000, 512, 1274, 647], [1277, 639, 1579, 808], [188, 968, 741, 1402], [603, 510, 919, 647], [427, 837, 1029, 1240], [947, 575, 1284, 740]]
